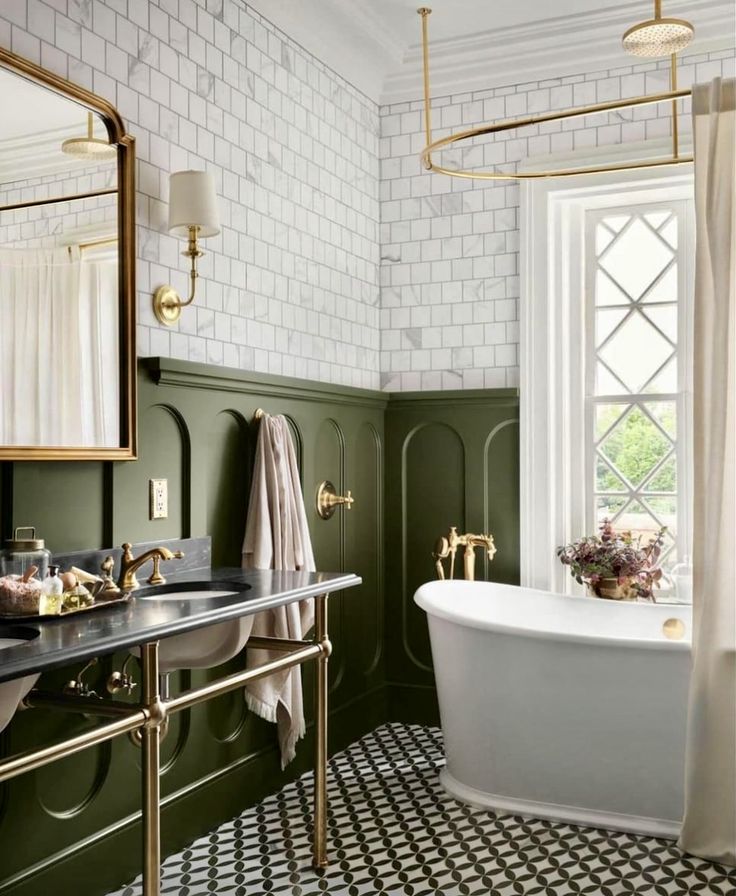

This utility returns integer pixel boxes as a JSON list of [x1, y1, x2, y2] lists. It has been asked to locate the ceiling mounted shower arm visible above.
[[416, 4, 695, 181], [418, 8, 434, 171]]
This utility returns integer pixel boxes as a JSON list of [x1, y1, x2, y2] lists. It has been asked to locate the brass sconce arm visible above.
[[153, 225, 203, 325], [153, 169, 220, 325]]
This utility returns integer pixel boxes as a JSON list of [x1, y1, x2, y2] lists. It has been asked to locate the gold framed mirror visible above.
[[0, 48, 136, 460]]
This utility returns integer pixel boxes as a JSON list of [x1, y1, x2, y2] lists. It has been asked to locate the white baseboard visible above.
[[440, 768, 682, 841]]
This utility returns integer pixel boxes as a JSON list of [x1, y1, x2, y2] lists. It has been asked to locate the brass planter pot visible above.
[[586, 577, 638, 601]]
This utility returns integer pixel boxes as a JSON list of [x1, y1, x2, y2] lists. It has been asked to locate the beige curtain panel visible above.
[[679, 77, 736, 866]]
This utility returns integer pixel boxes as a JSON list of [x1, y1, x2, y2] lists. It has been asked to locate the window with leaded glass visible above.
[[586, 201, 694, 573]]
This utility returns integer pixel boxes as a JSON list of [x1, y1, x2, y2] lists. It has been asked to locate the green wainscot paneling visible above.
[[0, 363, 520, 896], [384, 389, 520, 724], [0, 359, 387, 896]]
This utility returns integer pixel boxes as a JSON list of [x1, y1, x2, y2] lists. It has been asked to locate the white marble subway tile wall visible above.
[[1, 2, 734, 393], [378, 48, 735, 392], [0, 0, 381, 389], [0, 163, 117, 247]]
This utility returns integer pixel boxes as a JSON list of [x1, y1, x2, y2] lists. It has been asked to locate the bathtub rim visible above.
[[414, 580, 692, 651], [439, 767, 682, 840]]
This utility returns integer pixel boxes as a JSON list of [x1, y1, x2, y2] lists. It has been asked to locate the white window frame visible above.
[[520, 163, 695, 594], [584, 200, 694, 569]]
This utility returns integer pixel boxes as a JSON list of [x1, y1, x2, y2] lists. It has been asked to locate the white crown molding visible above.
[[381, 0, 735, 105], [519, 135, 695, 175]]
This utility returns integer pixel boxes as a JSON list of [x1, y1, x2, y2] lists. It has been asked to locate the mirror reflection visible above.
[[0, 67, 120, 448]]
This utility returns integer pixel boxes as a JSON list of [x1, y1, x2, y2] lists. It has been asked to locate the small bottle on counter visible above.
[[40, 565, 64, 616]]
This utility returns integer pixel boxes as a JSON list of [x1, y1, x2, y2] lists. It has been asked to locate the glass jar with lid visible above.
[[0, 527, 51, 581]]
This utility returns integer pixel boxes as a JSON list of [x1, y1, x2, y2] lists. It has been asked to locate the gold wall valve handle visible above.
[[316, 481, 354, 520]]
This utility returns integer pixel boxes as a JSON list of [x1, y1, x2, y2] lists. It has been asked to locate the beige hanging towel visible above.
[[242, 413, 315, 768]]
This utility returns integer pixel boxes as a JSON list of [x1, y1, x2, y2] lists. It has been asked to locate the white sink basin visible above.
[[132, 582, 254, 674], [139, 590, 237, 601], [0, 637, 40, 734]]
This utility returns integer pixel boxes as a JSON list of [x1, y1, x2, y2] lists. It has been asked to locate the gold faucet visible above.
[[433, 526, 496, 581], [117, 543, 184, 591]]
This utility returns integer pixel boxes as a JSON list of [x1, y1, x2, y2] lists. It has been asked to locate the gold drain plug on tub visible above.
[[663, 618, 686, 640]]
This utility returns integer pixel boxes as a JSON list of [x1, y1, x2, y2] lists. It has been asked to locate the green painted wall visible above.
[[0, 359, 387, 896], [0, 362, 519, 896], [384, 390, 520, 724]]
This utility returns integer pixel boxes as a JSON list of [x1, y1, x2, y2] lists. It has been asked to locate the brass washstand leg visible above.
[[313, 594, 331, 869], [141, 642, 163, 896]]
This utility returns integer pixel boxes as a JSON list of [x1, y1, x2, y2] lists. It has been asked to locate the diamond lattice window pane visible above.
[[596, 308, 628, 347], [605, 214, 631, 233], [596, 224, 616, 255], [643, 264, 678, 304], [643, 305, 677, 343], [598, 312, 674, 392], [644, 400, 677, 438], [595, 403, 630, 440], [596, 495, 627, 523], [646, 495, 677, 519], [645, 454, 677, 492], [596, 361, 628, 395], [599, 405, 672, 487], [596, 455, 628, 493], [645, 211, 672, 229], [599, 217, 674, 300], [595, 269, 632, 307], [660, 217, 678, 248], [644, 357, 678, 393], [616, 500, 663, 541]]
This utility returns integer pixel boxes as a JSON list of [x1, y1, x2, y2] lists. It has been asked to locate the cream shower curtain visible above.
[[0, 246, 119, 446], [0, 248, 81, 445], [679, 77, 736, 866]]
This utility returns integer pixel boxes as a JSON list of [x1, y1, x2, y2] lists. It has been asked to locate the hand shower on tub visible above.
[[433, 526, 496, 581]]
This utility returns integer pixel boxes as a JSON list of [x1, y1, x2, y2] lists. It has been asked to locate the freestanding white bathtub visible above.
[[414, 580, 692, 839]]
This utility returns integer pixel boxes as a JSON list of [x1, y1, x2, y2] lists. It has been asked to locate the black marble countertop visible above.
[[0, 567, 360, 684]]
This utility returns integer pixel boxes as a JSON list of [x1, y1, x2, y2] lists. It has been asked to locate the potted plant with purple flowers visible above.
[[557, 520, 666, 601]]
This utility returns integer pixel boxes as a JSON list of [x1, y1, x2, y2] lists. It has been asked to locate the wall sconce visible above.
[[153, 170, 220, 325]]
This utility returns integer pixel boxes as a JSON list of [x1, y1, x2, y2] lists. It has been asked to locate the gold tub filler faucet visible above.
[[118, 543, 185, 591], [433, 526, 496, 581]]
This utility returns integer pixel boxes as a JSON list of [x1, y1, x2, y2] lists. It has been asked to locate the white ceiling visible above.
[[247, 0, 736, 103], [0, 69, 112, 184], [363, 0, 620, 44], [0, 69, 91, 139]]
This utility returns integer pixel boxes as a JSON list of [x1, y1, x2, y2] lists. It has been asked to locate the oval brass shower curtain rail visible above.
[[417, 7, 694, 180]]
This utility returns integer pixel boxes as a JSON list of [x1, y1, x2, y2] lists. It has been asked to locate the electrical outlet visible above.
[[149, 479, 168, 520]]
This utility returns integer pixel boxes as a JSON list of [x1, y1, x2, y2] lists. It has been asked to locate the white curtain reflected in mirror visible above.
[[0, 50, 135, 459], [0, 244, 118, 446]]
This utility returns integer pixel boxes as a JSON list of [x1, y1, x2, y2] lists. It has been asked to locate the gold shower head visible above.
[[61, 112, 117, 160], [622, 1, 694, 58]]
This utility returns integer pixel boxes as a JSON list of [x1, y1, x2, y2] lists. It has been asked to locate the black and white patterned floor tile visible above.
[[109, 723, 736, 896]]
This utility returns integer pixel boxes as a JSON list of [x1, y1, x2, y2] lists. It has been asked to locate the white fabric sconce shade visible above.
[[167, 170, 220, 238], [152, 170, 221, 325]]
